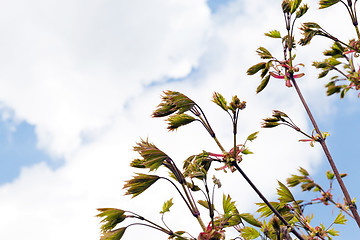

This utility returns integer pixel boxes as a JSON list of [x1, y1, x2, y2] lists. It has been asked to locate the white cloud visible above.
[[0, 0, 331, 239]]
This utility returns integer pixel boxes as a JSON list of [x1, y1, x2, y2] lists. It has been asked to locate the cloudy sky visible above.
[[0, 0, 359, 239]]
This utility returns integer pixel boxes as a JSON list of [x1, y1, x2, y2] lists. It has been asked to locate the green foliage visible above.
[[241, 148, 253, 155], [256, 47, 273, 59], [223, 194, 237, 216], [100, 228, 127, 240], [334, 212, 347, 224], [246, 132, 258, 142], [123, 173, 160, 198], [319, 0, 340, 9], [168, 231, 188, 240], [229, 95, 245, 112], [247, 62, 267, 75], [256, 201, 293, 220], [311, 40, 360, 98], [296, 4, 309, 18], [161, 198, 174, 214], [152, 91, 195, 117], [327, 228, 340, 237], [222, 194, 242, 226], [282, 0, 291, 13], [240, 226, 261, 240], [167, 114, 196, 131], [212, 92, 228, 111], [277, 181, 296, 203], [290, 0, 302, 14], [265, 30, 281, 38], [97, 208, 127, 233], [256, 75, 270, 94], [239, 213, 262, 228], [323, 42, 345, 58], [326, 170, 335, 180], [287, 167, 318, 191], [183, 151, 211, 180], [299, 22, 323, 46], [132, 139, 170, 171], [198, 200, 214, 210]]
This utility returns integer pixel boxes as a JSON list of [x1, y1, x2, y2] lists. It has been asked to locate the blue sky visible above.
[[0, 0, 359, 239], [0, 120, 56, 184]]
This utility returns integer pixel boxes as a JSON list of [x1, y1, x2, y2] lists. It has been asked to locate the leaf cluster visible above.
[[287, 167, 319, 192], [97, 208, 128, 240], [152, 91, 197, 131], [313, 40, 360, 98], [212, 92, 246, 113], [261, 110, 302, 133], [183, 151, 212, 180], [123, 173, 160, 198], [131, 139, 171, 171], [247, 58, 272, 93]]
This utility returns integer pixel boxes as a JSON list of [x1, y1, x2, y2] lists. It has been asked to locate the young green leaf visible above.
[[160, 198, 174, 214], [152, 91, 195, 117], [223, 194, 237, 217], [239, 213, 262, 227], [212, 92, 228, 111], [100, 227, 127, 240], [277, 181, 296, 203], [318, 69, 330, 78], [261, 121, 280, 128], [97, 208, 127, 233], [301, 182, 317, 191], [290, 0, 302, 14], [287, 174, 302, 187], [169, 231, 188, 240], [241, 148, 254, 155], [247, 62, 267, 75], [327, 85, 342, 96], [319, 0, 340, 9], [229, 95, 246, 111], [198, 200, 215, 210], [265, 30, 281, 38], [296, 4, 309, 18], [282, 0, 291, 13], [326, 170, 335, 180], [327, 228, 340, 236], [298, 167, 309, 176], [323, 42, 345, 58], [123, 173, 160, 198], [256, 202, 282, 217], [167, 113, 196, 131], [240, 226, 261, 240], [246, 131, 259, 142], [133, 139, 170, 171], [334, 212, 347, 224], [256, 47, 273, 59], [299, 22, 323, 45], [256, 75, 270, 93], [302, 22, 321, 29]]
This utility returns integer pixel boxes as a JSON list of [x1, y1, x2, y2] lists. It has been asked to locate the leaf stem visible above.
[[160, 177, 194, 216], [181, 184, 207, 231]]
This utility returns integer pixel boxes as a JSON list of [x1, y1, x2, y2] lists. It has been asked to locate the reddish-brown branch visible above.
[[290, 76, 360, 228]]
